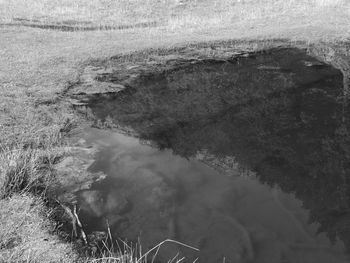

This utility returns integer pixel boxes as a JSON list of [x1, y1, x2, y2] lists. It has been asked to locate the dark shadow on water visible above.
[[83, 48, 350, 262]]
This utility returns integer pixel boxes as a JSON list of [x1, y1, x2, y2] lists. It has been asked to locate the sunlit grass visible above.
[[1, 0, 349, 31], [0, 101, 76, 198], [0, 98, 77, 261], [0, 194, 79, 262]]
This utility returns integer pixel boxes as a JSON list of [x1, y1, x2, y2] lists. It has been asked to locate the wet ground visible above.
[[75, 48, 350, 262]]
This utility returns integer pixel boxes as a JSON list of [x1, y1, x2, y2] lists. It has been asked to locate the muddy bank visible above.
[[68, 40, 349, 100]]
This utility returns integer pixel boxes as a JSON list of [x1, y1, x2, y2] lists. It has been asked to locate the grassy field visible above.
[[1, 0, 350, 262]]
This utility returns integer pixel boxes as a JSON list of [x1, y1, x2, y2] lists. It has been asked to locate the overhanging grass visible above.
[[0, 100, 77, 197], [0, 95, 79, 261]]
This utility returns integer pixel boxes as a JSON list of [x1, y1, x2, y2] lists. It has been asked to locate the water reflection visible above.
[[80, 129, 347, 262], [83, 48, 350, 262]]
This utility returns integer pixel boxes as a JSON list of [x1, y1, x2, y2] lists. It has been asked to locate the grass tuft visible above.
[[0, 146, 58, 199], [0, 107, 75, 199], [87, 237, 199, 263]]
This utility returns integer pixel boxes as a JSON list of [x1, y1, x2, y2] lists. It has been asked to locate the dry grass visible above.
[[0, 97, 78, 262], [0, 0, 350, 262], [86, 237, 199, 263], [1, 0, 349, 31], [0, 98, 77, 197], [0, 194, 79, 262]]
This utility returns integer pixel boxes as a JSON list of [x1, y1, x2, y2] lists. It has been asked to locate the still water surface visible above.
[[78, 48, 350, 262]]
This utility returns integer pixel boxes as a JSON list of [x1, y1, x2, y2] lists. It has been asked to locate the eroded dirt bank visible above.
[[67, 40, 350, 100]]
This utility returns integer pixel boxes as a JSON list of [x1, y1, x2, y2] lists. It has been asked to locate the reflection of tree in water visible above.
[[88, 48, 350, 250]]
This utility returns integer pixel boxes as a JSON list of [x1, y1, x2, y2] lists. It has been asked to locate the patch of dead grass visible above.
[[0, 194, 78, 262], [0, 0, 349, 31]]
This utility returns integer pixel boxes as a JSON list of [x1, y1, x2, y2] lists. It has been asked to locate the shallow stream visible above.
[[76, 48, 350, 262]]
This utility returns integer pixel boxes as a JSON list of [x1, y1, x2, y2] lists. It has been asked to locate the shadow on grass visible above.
[[1, 19, 159, 32]]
